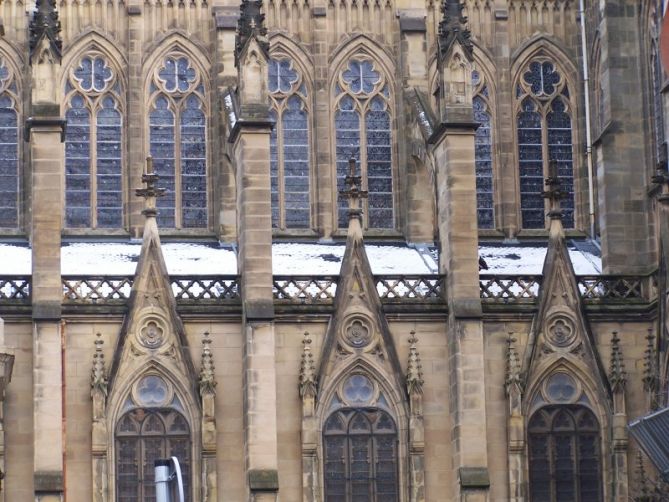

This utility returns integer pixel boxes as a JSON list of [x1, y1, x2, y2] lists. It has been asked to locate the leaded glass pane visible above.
[[335, 96, 360, 228], [523, 61, 560, 97], [180, 95, 207, 228], [282, 96, 310, 228], [159, 57, 196, 93], [74, 56, 113, 92], [528, 406, 602, 502], [517, 99, 544, 229], [342, 60, 379, 94], [547, 98, 574, 228], [268, 58, 298, 93], [115, 408, 191, 502], [474, 95, 494, 229], [365, 97, 393, 229], [65, 94, 92, 227], [324, 408, 398, 502], [150, 96, 176, 228], [96, 96, 122, 227], [0, 94, 18, 227]]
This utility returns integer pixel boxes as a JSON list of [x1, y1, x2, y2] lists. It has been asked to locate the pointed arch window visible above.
[[115, 408, 191, 501], [650, 2, 666, 162], [268, 57, 311, 230], [323, 374, 399, 501], [473, 70, 494, 229], [64, 54, 123, 229], [0, 58, 20, 228], [335, 59, 394, 230], [516, 59, 575, 229], [148, 54, 207, 229], [528, 404, 602, 502]]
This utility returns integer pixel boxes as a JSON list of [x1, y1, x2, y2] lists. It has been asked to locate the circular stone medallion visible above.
[[344, 318, 372, 348], [546, 315, 576, 348], [139, 320, 164, 349]]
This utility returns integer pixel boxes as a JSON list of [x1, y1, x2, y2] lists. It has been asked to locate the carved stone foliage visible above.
[[29, 0, 63, 63]]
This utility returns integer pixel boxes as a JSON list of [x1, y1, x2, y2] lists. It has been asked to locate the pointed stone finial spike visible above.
[[299, 331, 317, 399], [505, 332, 523, 397], [91, 333, 108, 397], [608, 331, 626, 393], [437, 0, 473, 62], [135, 156, 166, 219], [406, 330, 424, 396], [235, 0, 269, 67], [339, 158, 368, 223], [643, 329, 659, 400], [199, 331, 217, 397], [29, 0, 62, 64]]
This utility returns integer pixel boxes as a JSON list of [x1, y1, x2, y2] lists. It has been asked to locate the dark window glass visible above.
[[474, 95, 494, 229], [365, 96, 393, 228], [335, 95, 361, 228], [342, 60, 380, 94], [65, 93, 92, 228], [523, 61, 560, 97], [0, 93, 18, 227], [528, 405, 602, 502], [517, 98, 544, 229], [74, 56, 113, 92], [547, 98, 574, 228], [652, 46, 665, 160], [180, 95, 207, 228], [324, 408, 398, 502], [115, 408, 191, 502], [268, 59, 298, 93], [96, 96, 122, 227], [150, 95, 176, 229], [158, 57, 196, 93]]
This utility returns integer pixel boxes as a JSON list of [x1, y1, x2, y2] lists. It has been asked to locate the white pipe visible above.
[[579, 0, 596, 240], [155, 460, 171, 502]]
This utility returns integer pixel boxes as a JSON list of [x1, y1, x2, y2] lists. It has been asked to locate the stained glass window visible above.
[[65, 54, 123, 228], [149, 54, 207, 229], [0, 65, 19, 228], [115, 408, 191, 502], [324, 408, 398, 502], [335, 58, 394, 230], [528, 405, 602, 502], [474, 91, 494, 229], [268, 57, 310, 230], [516, 59, 575, 229], [651, 44, 665, 161]]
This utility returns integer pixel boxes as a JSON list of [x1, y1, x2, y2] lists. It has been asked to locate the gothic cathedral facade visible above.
[[0, 0, 667, 501]]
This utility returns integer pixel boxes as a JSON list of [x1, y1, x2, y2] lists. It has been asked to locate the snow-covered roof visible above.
[[0, 240, 601, 276]]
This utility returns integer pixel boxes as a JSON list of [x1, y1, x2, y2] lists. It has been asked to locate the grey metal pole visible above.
[[155, 459, 171, 502]]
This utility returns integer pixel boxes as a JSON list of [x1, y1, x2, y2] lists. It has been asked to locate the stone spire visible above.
[[505, 334, 522, 397], [437, 0, 473, 61], [235, 0, 269, 67], [299, 332, 317, 399], [608, 332, 626, 393], [339, 158, 369, 228], [29, 0, 62, 64], [406, 331, 424, 397], [643, 329, 659, 407], [199, 332, 217, 397], [91, 333, 107, 397], [135, 156, 166, 220]]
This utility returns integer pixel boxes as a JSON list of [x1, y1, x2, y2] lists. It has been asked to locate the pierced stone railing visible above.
[[375, 275, 443, 302], [0, 276, 30, 302], [171, 276, 240, 301], [479, 274, 542, 302], [62, 276, 133, 302], [273, 276, 338, 303], [577, 275, 657, 303]]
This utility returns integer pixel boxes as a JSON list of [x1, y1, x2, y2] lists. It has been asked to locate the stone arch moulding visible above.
[[329, 34, 396, 92], [60, 31, 128, 90], [269, 33, 315, 83], [104, 360, 202, 502]]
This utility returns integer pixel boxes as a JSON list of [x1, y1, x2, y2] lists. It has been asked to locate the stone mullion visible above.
[[359, 100, 369, 230], [175, 99, 183, 229], [277, 104, 286, 230], [541, 101, 549, 229], [90, 101, 99, 229]]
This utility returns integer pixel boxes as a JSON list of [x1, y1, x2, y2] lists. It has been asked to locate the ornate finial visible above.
[[643, 330, 659, 402], [636, 450, 655, 498], [652, 143, 669, 206], [135, 156, 166, 218], [542, 160, 565, 222], [91, 333, 108, 397], [199, 332, 217, 397], [299, 332, 317, 399], [609, 331, 626, 393], [339, 158, 368, 222], [29, 0, 62, 64], [437, 0, 473, 62], [505, 333, 523, 396], [406, 331, 424, 396], [235, 0, 269, 67]]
